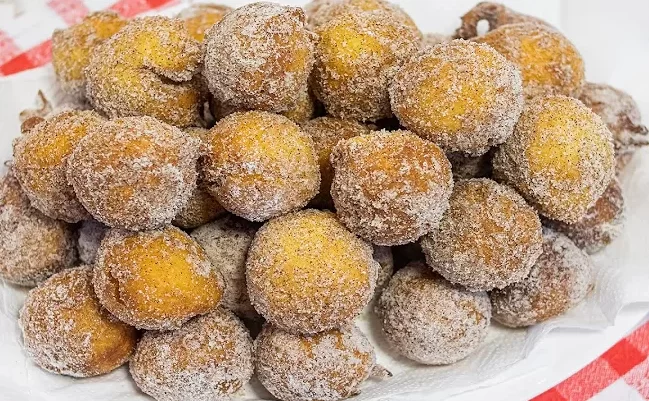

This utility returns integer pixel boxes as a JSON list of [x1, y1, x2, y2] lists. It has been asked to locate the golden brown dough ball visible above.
[[77, 219, 107, 265], [312, 9, 420, 121], [52, 11, 126, 98], [0, 167, 77, 286], [13, 109, 104, 222], [202, 111, 320, 222], [421, 179, 543, 291], [67, 116, 201, 231], [455, 2, 548, 40], [85, 16, 205, 127], [493, 95, 615, 223], [302, 117, 370, 209], [255, 324, 381, 401], [204, 3, 316, 113], [130, 309, 253, 401], [490, 228, 594, 327], [390, 40, 523, 155], [191, 215, 259, 319], [331, 130, 454, 246], [372, 245, 394, 295], [376, 262, 491, 364], [579, 82, 648, 171], [475, 23, 585, 98], [546, 179, 625, 254], [172, 186, 226, 229], [93, 226, 224, 330], [246, 210, 378, 334], [20, 266, 137, 377], [177, 3, 232, 42]]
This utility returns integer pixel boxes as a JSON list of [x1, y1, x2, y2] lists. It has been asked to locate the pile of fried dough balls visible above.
[[2, 1, 647, 400]]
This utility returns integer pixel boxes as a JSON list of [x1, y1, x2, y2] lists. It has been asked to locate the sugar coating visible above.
[[455, 2, 547, 40], [390, 40, 524, 156], [177, 4, 232, 42], [67, 116, 201, 231], [85, 16, 205, 127], [13, 109, 105, 222], [52, 11, 127, 99], [331, 130, 454, 246], [420, 33, 451, 50], [93, 226, 224, 330], [447, 151, 493, 180], [302, 116, 371, 209], [20, 266, 137, 377], [372, 245, 394, 295], [490, 228, 594, 327], [191, 215, 260, 319], [0, 168, 77, 286], [312, 9, 420, 121], [546, 179, 625, 255], [173, 186, 226, 229], [246, 209, 378, 334], [130, 308, 253, 401], [78, 219, 107, 265], [493, 95, 615, 224], [421, 178, 543, 291], [475, 23, 585, 98], [203, 2, 316, 113], [579, 82, 649, 171], [202, 111, 320, 222], [255, 324, 377, 401], [376, 262, 491, 365]]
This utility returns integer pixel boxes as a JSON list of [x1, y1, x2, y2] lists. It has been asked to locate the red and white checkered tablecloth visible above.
[[1, 1, 648, 400]]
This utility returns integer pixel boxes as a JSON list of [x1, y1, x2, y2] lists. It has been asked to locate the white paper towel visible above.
[[1, 1, 648, 400]]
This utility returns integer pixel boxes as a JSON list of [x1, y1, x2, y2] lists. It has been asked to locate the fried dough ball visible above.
[[85, 16, 204, 127], [447, 151, 494, 180], [312, 9, 420, 121], [172, 186, 225, 229], [202, 111, 320, 222], [130, 309, 253, 401], [67, 116, 201, 231], [52, 11, 127, 98], [475, 23, 585, 98], [579, 83, 649, 171], [372, 245, 394, 294], [490, 228, 594, 327], [455, 2, 548, 40], [0, 168, 77, 286], [331, 130, 454, 246], [191, 215, 259, 319], [246, 210, 378, 334], [78, 219, 107, 265], [390, 40, 523, 155], [204, 3, 316, 114], [177, 3, 232, 42], [13, 110, 104, 222], [255, 324, 380, 401], [421, 179, 543, 291], [21, 266, 137, 377], [93, 226, 224, 330], [420, 32, 451, 50], [302, 117, 371, 209], [376, 262, 491, 364], [493, 95, 615, 223], [546, 179, 625, 254]]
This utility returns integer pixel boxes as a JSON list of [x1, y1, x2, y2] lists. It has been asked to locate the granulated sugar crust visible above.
[[77, 219, 108, 265], [372, 245, 394, 295], [454, 2, 547, 40]]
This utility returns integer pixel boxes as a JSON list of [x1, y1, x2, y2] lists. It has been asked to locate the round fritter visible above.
[[455, 2, 548, 39], [475, 23, 585, 98], [177, 3, 232, 42], [67, 116, 201, 230], [52, 11, 127, 98], [13, 109, 104, 222], [312, 9, 420, 121], [421, 178, 543, 291], [201, 111, 320, 222], [21, 266, 137, 377], [93, 226, 224, 330], [255, 324, 378, 401], [130, 309, 253, 401], [204, 2, 316, 113], [490, 228, 594, 327], [390, 40, 524, 155], [246, 209, 378, 334], [77, 219, 107, 265], [172, 186, 226, 229], [493, 95, 615, 223], [331, 130, 454, 246], [376, 262, 491, 364], [85, 16, 204, 127], [373, 245, 394, 295]]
